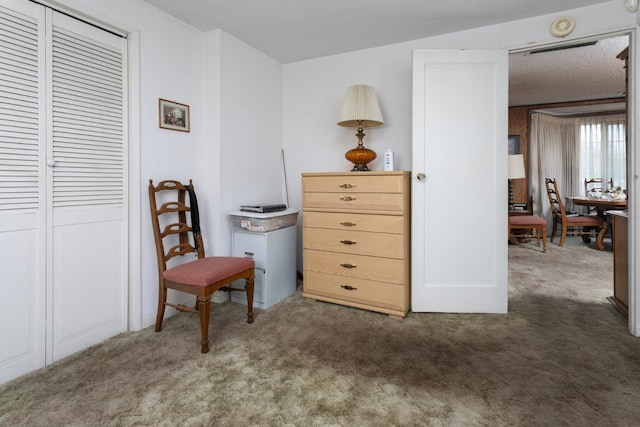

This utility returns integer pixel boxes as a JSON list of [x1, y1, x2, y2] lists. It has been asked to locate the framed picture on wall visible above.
[[159, 99, 190, 132], [508, 135, 520, 154]]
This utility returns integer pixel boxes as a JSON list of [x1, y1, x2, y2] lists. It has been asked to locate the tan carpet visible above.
[[1, 237, 639, 426]]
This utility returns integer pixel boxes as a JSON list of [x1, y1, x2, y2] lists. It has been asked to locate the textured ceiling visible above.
[[139, 0, 628, 107], [509, 35, 628, 107]]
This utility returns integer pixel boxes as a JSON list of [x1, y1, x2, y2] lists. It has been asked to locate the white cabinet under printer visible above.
[[229, 211, 297, 310]]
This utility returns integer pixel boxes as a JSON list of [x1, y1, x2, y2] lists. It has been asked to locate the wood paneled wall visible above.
[[507, 97, 625, 205]]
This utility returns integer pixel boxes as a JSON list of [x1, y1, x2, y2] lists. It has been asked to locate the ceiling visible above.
[[140, 0, 628, 107], [509, 35, 628, 107]]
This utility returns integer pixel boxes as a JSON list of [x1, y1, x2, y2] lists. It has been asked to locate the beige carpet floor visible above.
[[1, 237, 639, 426]]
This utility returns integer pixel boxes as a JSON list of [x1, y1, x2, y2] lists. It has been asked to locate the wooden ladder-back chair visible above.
[[584, 177, 614, 197], [584, 178, 614, 214], [545, 178, 604, 247], [149, 179, 255, 353]]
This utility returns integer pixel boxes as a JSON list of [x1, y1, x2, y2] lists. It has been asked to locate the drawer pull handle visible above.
[[340, 240, 357, 245], [340, 221, 357, 227], [340, 196, 356, 201], [244, 251, 254, 258], [340, 263, 357, 269], [341, 285, 358, 291], [339, 184, 355, 188]]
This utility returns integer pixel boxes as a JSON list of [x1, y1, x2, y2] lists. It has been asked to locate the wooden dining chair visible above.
[[149, 179, 255, 353], [545, 178, 604, 247], [508, 215, 547, 252], [584, 177, 614, 197], [584, 178, 614, 214]]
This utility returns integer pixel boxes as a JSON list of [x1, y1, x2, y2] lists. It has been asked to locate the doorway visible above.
[[507, 32, 633, 331]]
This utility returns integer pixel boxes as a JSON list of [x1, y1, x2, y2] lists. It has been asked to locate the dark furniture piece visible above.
[[608, 211, 628, 317]]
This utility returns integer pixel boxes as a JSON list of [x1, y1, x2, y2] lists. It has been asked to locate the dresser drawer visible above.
[[303, 173, 405, 193], [303, 228, 404, 259], [303, 211, 404, 233], [303, 271, 405, 312], [304, 249, 405, 284], [303, 192, 405, 212]]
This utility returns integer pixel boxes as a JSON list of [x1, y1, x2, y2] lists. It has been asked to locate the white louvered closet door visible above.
[[48, 11, 127, 362], [0, 2, 127, 384], [0, 0, 46, 385]]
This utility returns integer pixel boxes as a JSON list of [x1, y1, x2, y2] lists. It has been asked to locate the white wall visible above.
[[215, 31, 284, 257], [283, 1, 637, 270]]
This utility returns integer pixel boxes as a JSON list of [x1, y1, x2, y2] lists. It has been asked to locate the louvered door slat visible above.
[[51, 22, 124, 209], [0, 5, 40, 213]]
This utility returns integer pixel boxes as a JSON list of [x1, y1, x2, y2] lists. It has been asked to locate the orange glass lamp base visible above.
[[345, 146, 377, 171]]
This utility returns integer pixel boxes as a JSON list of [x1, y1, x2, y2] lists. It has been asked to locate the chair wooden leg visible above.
[[155, 283, 167, 332], [246, 276, 254, 324], [559, 224, 567, 246], [198, 297, 211, 353]]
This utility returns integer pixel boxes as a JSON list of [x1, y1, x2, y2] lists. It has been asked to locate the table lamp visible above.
[[508, 154, 526, 208], [337, 85, 384, 171]]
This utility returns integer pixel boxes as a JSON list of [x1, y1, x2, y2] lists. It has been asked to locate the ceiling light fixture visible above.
[[550, 16, 575, 38]]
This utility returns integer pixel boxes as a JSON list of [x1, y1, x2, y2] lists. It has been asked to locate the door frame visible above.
[[509, 27, 638, 337]]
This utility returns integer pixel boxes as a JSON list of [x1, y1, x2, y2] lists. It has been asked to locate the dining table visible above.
[[566, 196, 627, 250]]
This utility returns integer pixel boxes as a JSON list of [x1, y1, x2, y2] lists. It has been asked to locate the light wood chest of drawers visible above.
[[302, 171, 410, 318]]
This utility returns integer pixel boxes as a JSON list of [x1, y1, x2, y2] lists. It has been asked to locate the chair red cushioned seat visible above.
[[509, 215, 546, 226], [508, 215, 547, 252], [164, 256, 255, 286]]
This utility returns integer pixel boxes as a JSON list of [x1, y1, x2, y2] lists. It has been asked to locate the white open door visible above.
[[412, 49, 508, 313]]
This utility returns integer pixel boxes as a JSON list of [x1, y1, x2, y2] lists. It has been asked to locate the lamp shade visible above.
[[337, 85, 384, 128], [508, 154, 526, 179]]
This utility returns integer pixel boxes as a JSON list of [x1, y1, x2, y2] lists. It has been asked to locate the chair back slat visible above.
[[155, 180, 188, 191], [161, 222, 192, 238], [158, 201, 190, 215], [165, 243, 197, 260]]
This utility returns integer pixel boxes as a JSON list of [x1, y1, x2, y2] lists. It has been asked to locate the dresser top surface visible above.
[[302, 171, 410, 177]]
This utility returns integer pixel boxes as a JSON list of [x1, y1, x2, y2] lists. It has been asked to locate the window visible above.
[[579, 115, 626, 191]]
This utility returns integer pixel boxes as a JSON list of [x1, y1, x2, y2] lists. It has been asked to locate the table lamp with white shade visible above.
[[337, 84, 384, 171]]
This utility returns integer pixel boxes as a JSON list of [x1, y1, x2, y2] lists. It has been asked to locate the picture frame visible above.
[[159, 99, 190, 132], [508, 135, 520, 155]]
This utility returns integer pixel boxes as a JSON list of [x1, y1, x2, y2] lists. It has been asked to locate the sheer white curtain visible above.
[[579, 115, 626, 191], [530, 113, 579, 219]]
